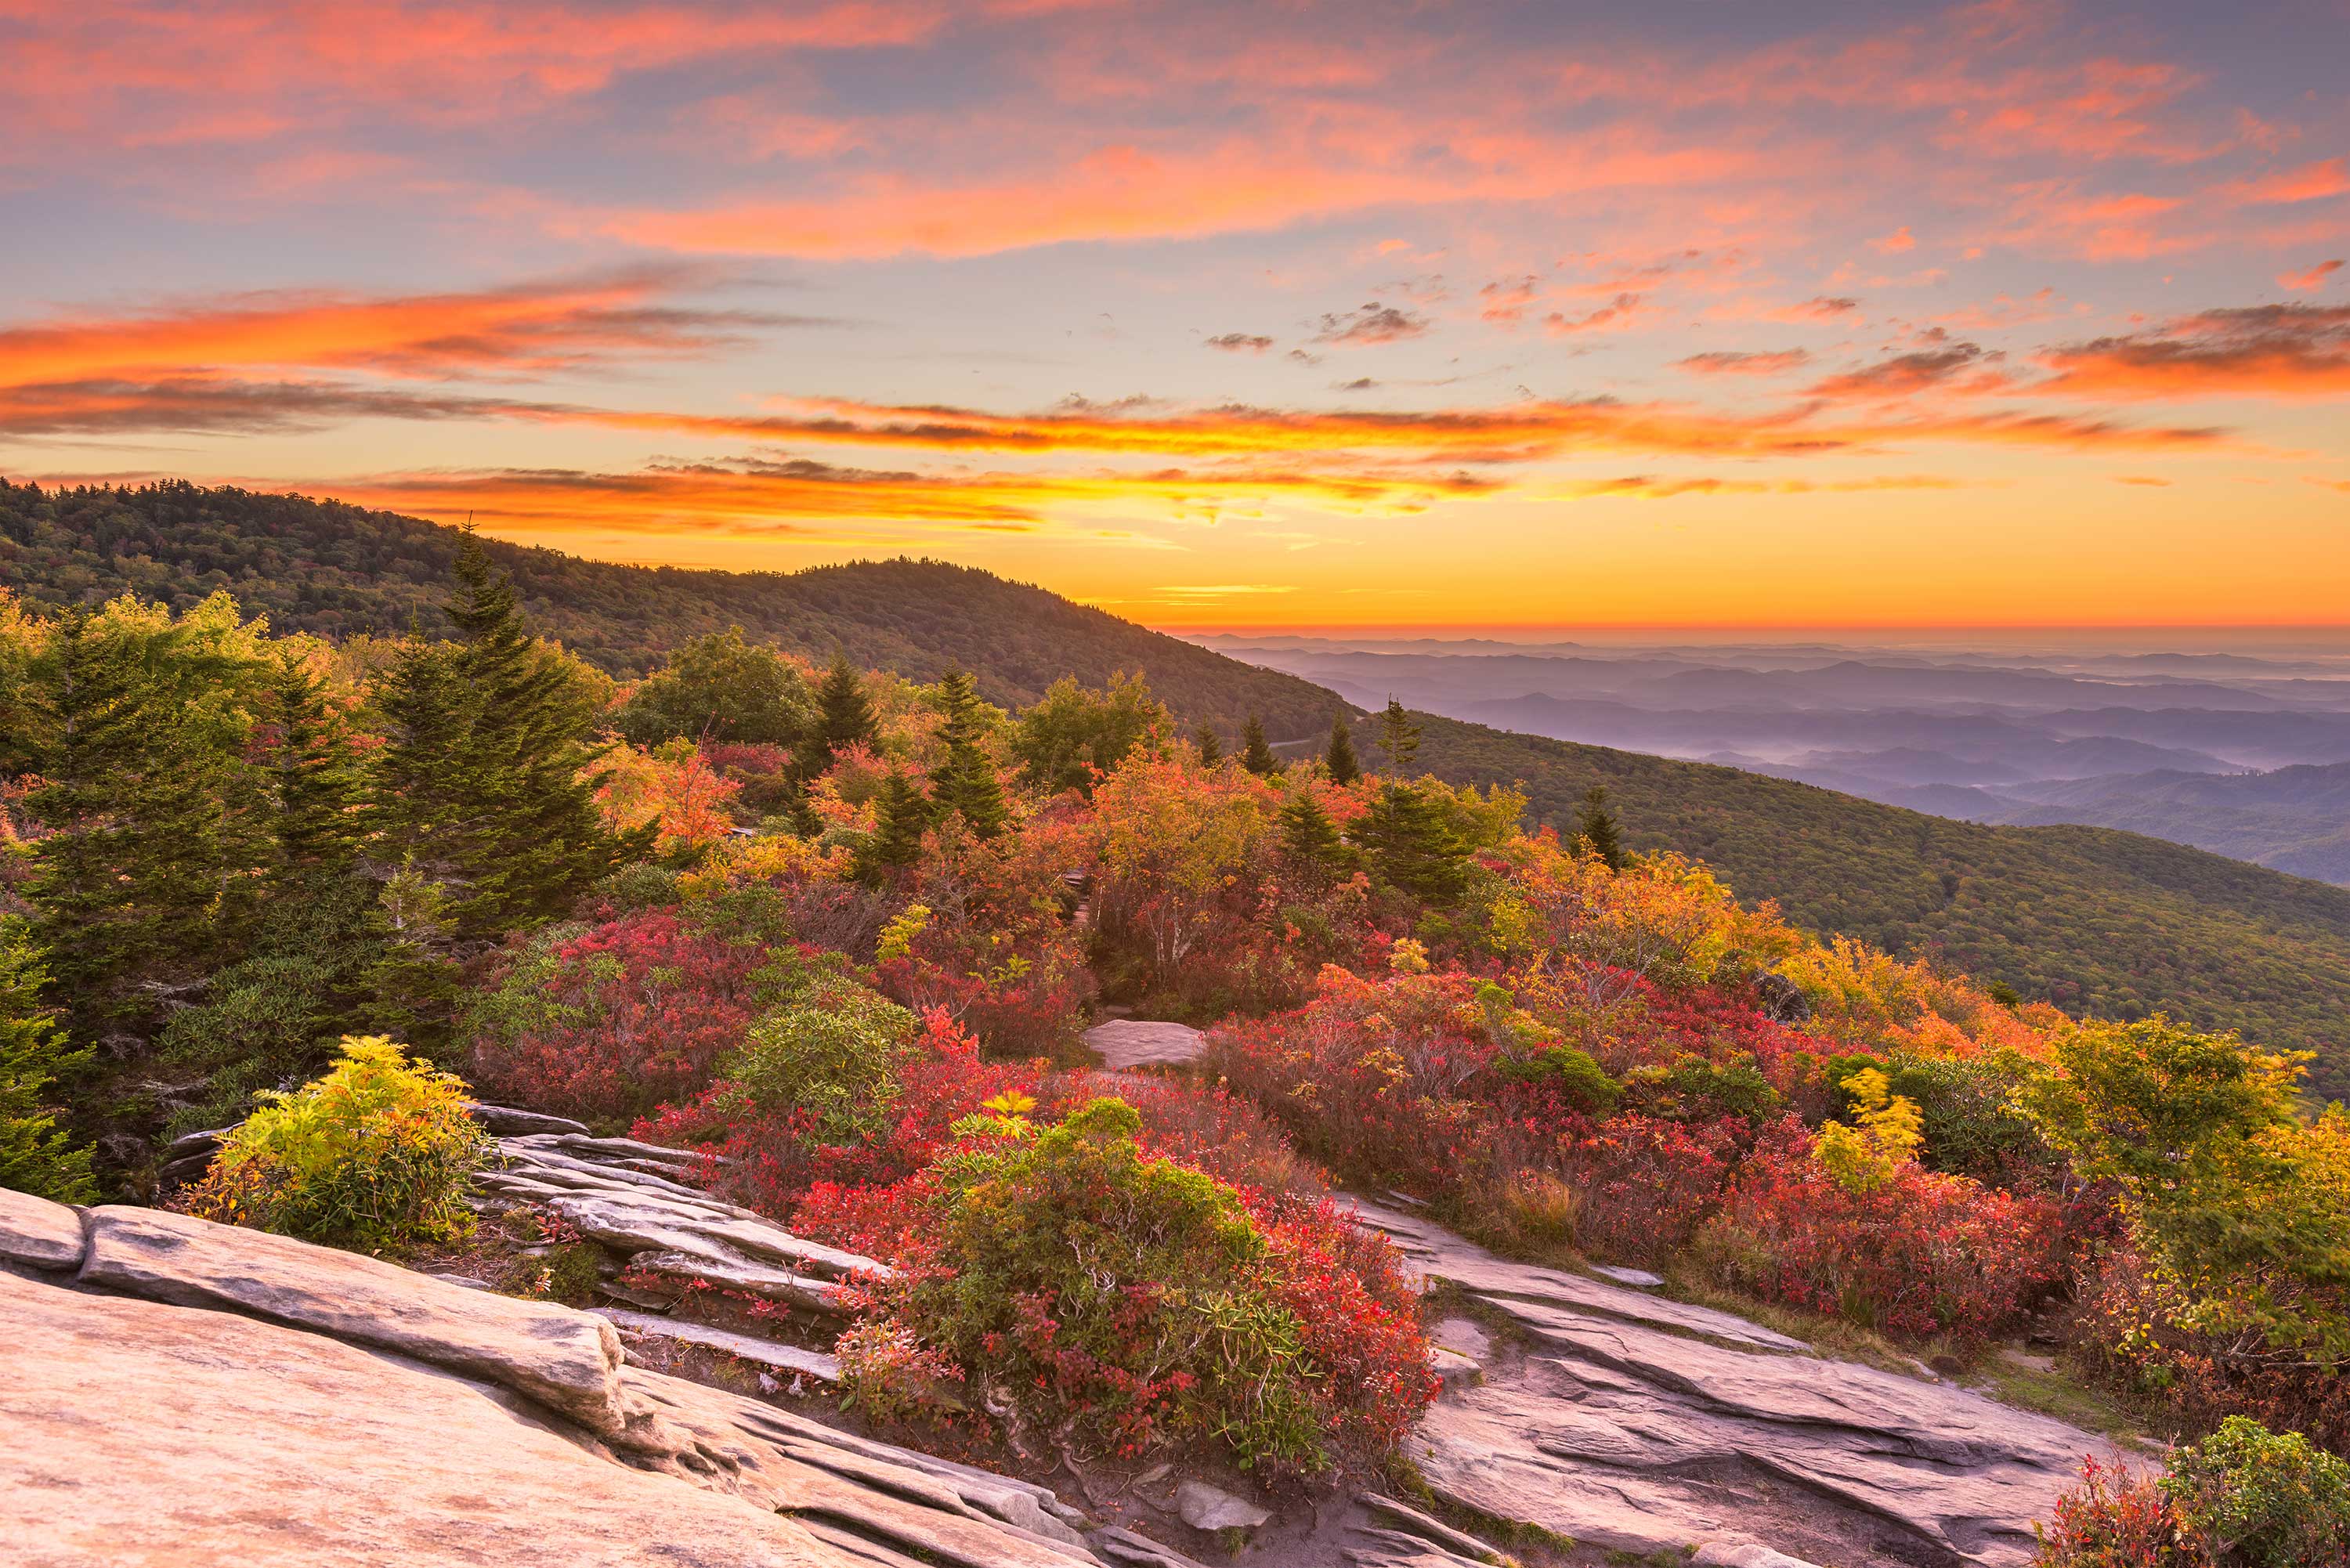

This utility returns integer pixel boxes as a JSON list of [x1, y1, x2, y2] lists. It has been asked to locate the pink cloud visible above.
[[2280, 259, 2345, 293]]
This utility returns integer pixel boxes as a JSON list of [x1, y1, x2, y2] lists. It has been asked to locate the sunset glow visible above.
[[4, 0, 2345, 625]]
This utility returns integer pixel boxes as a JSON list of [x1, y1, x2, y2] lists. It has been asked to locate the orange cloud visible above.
[[2225, 159, 2350, 206], [1545, 294, 1646, 336], [2038, 305, 2350, 400], [1869, 226, 1916, 254], [273, 454, 1495, 538], [0, 271, 818, 387]]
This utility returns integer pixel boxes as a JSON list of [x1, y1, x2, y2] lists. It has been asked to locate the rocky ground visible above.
[[2, 1026, 2136, 1567]]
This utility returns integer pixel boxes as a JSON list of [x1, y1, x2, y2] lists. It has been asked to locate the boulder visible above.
[[1081, 1021, 1206, 1072], [1695, 1545, 1823, 1568], [0, 1185, 86, 1271], [77, 1205, 633, 1439], [1173, 1481, 1268, 1533]]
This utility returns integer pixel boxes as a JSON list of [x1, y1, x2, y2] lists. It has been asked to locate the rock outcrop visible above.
[[1354, 1198, 2129, 1568], [0, 1183, 1183, 1568]]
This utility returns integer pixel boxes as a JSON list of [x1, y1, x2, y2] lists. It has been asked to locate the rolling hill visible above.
[[8, 477, 2348, 1100], [0, 479, 1345, 738]]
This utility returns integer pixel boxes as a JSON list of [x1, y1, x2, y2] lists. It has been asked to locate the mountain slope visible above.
[[1414, 714, 2350, 1100], [9, 477, 2348, 1098], [0, 479, 1345, 736], [1994, 762, 2350, 886]]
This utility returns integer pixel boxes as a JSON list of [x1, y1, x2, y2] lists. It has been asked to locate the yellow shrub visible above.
[[180, 1035, 489, 1250]]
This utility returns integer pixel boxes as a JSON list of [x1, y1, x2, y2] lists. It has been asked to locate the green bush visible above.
[[2035, 1418, 2350, 1567], [724, 983, 920, 1146], [180, 1035, 489, 1249], [1496, 1042, 1621, 1116], [2163, 1416, 2350, 1566], [1622, 1051, 1781, 1125]]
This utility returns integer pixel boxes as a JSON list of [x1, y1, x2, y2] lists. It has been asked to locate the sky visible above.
[[2, 0, 2347, 629]]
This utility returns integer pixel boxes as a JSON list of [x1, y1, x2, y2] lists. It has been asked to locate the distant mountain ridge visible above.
[[8, 477, 2348, 1100], [0, 479, 1345, 737]]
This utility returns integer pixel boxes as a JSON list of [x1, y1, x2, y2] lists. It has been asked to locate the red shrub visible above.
[[641, 1010, 1039, 1216], [468, 912, 762, 1121], [2031, 1455, 2175, 1567], [1699, 1117, 2070, 1339]]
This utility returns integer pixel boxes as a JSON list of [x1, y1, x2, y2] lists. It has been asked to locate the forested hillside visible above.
[[0, 479, 1344, 736], [10, 476, 2350, 1098], [1415, 714, 2350, 1100]]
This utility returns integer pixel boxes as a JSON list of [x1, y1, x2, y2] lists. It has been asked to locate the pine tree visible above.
[[796, 649, 879, 782], [1352, 781, 1471, 905], [1324, 717, 1361, 785], [372, 533, 628, 941], [1574, 783, 1627, 872], [1377, 698, 1419, 773], [1278, 789, 1354, 885], [931, 670, 1008, 840], [0, 921, 96, 1201], [856, 770, 935, 885], [1195, 723, 1224, 766], [1241, 713, 1281, 775]]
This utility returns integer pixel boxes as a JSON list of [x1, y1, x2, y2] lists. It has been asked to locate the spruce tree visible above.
[[1278, 789, 1354, 885], [372, 533, 627, 942], [1324, 717, 1361, 785], [1195, 723, 1224, 766], [161, 650, 397, 1122], [856, 770, 935, 885], [797, 649, 879, 782], [259, 651, 367, 880], [1352, 781, 1471, 905], [1377, 697, 1419, 772], [0, 921, 96, 1201], [1241, 713, 1281, 775], [1574, 783, 1627, 872], [930, 669, 1008, 840], [24, 605, 269, 1027]]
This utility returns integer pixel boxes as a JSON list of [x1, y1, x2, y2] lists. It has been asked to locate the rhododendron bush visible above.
[[797, 1097, 1434, 1476]]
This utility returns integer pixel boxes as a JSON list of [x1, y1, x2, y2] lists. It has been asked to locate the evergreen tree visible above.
[[258, 650, 367, 880], [1352, 782, 1472, 905], [0, 921, 96, 1201], [1324, 717, 1361, 785], [24, 602, 270, 1027], [1574, 783, 1627, 872], [930, 669, 1008, 840], [1278, 789, 1354, 885], [1241, 713, 1281, 775], [796, 649, 879, 782], [1377, 698, 1419, 773], [159, 649, 399, 1128], [1195, 723, 1224, 766], [372, 533, 628, 942], [856, 770, 935, 885]]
